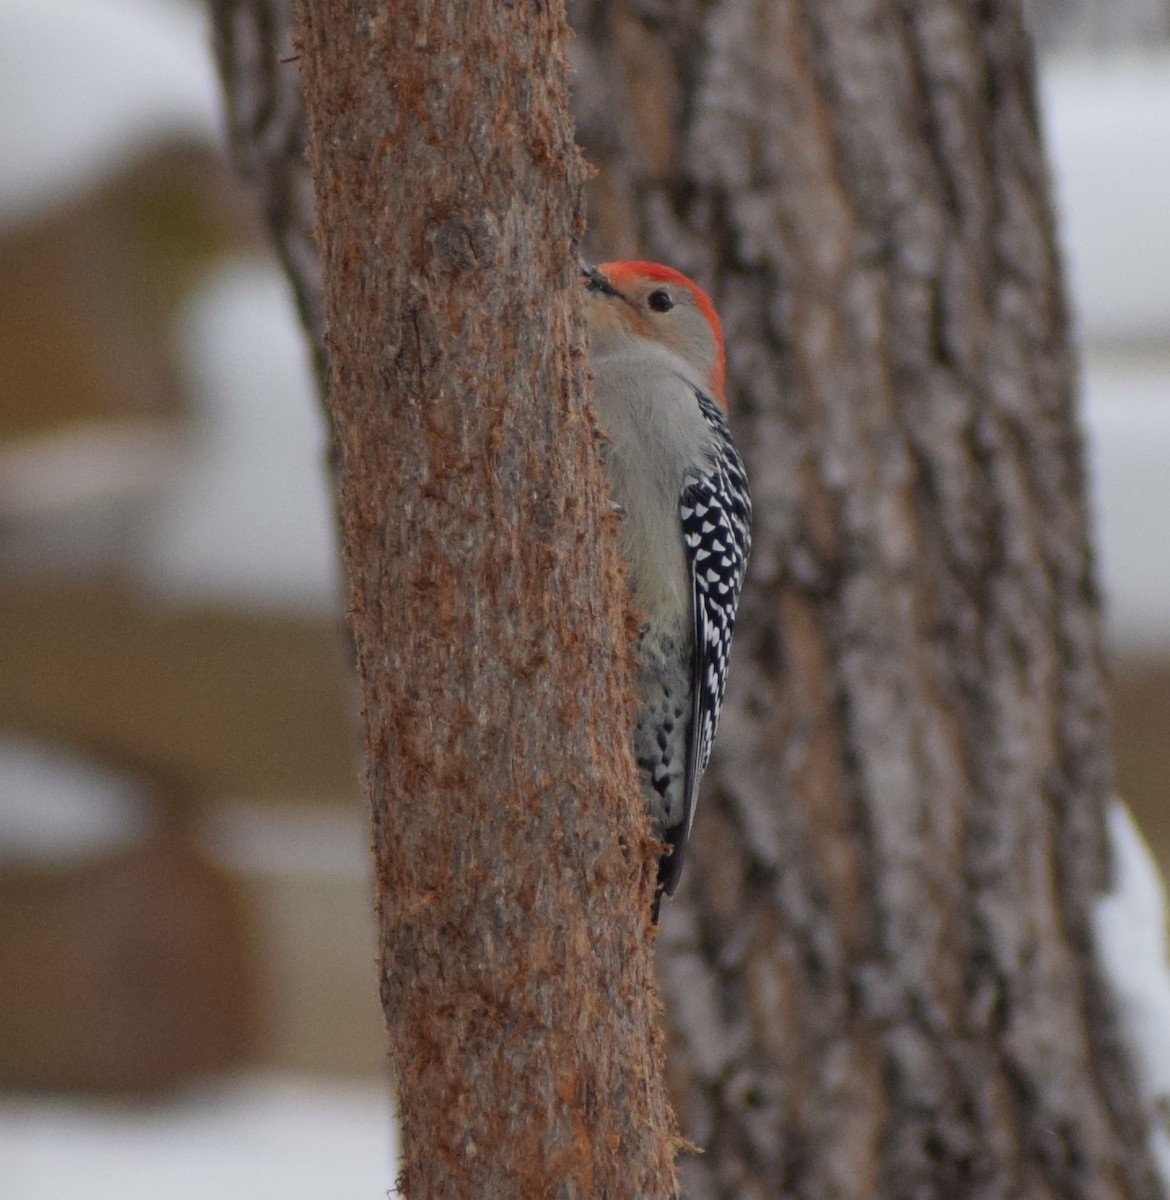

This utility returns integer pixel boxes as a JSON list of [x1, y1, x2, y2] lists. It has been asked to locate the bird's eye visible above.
[[647, 289, 674, 313]]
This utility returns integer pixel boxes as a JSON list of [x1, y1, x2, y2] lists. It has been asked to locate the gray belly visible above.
[[632, 627, 692, 834]]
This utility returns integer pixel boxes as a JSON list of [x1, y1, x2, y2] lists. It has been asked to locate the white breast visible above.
[[589, 340, 715, 631]]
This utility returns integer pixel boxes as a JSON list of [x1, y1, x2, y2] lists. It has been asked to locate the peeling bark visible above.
[[571, 1, 1164, 1196], [288, 1, 677, 1196]]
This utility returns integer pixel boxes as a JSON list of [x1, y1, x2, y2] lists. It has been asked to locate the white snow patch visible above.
[[0, 421, 182, 574], [1093, 799, 1170, 1184], [202, 800, 371, 880], [0, 0, 221, 226], [0, 1073, 398, 1200], [0, 735, 150, 863], [0, 422, 180, 521], [1081, 357, 1170, 653], [1042, 53, 1170, 345], [131, 259, 342, 613]]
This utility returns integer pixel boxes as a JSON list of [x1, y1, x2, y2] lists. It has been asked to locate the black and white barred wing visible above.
[[667, 396, 751, 893]]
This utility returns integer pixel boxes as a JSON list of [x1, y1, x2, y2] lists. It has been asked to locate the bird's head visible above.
[[582, 260, 727, 410]]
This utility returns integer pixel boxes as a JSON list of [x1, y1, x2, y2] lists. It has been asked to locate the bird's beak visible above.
[[580, 260, 621, 298]]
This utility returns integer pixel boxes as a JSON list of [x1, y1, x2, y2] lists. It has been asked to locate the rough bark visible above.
[[570, 1, 1165, 1197], [290, 2, 677, 1197]]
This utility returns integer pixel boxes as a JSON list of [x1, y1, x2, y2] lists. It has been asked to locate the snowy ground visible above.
[[1094, 801, 1170, 1182], [0, 1074, 398, 1200]]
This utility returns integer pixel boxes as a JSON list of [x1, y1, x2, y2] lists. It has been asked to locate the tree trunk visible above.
[[288, 1, 677, 1196], [570, 1, 1165, 1197]]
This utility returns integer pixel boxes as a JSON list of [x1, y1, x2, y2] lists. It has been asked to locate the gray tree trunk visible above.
[[571, 0, 1164, 1195]]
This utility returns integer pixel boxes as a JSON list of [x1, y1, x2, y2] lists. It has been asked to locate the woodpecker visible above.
[[583, 259, 752, 902]]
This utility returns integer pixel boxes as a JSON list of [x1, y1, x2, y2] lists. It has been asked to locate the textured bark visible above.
[[291, 2, 677, 1197], [570, 1, 1165, 1198]]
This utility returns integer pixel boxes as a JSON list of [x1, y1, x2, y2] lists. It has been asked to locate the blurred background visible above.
[[0, 0, 1167, 1195]]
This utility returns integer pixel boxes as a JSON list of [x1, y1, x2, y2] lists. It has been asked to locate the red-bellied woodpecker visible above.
[[583, 260, 752, 903]]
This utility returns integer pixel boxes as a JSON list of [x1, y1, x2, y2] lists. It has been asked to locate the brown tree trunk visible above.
[[286, 1, 677, 1196], [571, 1, 1164, 1197]]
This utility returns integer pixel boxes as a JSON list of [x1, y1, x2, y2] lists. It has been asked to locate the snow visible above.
[[1038, 51, 1170, 651], [0, 1074, 399, 1200], [202, 800, 371, 880], [0, 0, 220, 227], [1042, 52, 1170, 344], [0, 423, 178, 522], [1081, 357, 1170, 652], [1093, 800, 1170, 1185], [0, 421, 181, 576], [0, 735, 150, 863], [130, 259, 342, 614]]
